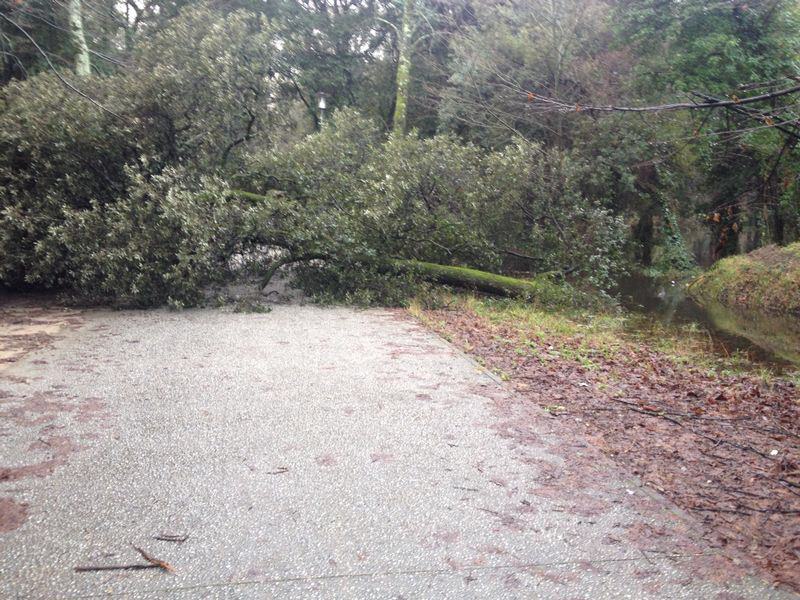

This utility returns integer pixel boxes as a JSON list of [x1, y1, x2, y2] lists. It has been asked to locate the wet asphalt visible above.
[[0, 305, 795, 599]]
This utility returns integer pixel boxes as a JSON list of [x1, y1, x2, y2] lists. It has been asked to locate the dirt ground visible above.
[[0, 292, 83, 372], [417, 305, 800, 592]]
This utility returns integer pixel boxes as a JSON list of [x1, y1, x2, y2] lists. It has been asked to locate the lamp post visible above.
[[316, 91, 328, 126]]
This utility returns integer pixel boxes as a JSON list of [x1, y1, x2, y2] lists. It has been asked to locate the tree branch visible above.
[[0, 13, 126, 121], [522, 82, 800, 114]]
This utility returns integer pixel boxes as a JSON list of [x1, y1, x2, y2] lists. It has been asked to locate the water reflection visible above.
[[614, 274, 800, 371]]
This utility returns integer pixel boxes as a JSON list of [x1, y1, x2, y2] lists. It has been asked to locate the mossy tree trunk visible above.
[[390, 259, 548, 298], [228, 189, 555, 299], [392, 0, 415, 133], [68, 0, 91, 76]]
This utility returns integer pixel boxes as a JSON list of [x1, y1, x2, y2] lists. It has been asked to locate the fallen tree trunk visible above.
[[260, 254, 550, 299], [389, 259, 548, 298], [220, 195, 559, 300]]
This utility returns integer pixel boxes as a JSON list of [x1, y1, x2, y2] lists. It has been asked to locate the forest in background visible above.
[[1, 0, 800, 306]]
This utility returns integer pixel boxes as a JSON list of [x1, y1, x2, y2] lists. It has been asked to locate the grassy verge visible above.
[[688, 242, 800, 317], [410, 291, 797, 383]]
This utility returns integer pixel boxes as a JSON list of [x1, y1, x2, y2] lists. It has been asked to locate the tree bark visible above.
[[392, 0, 415, 133], [68, 0, 91, 76], [390, 259, 549, 298]]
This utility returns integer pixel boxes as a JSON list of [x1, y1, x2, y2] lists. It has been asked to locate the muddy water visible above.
[[614, 274, 800, 372]]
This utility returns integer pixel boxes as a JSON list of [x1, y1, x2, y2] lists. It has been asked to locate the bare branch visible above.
[[522, 82, 800, 114]]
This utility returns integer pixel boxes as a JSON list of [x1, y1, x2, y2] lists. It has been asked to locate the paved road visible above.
[[0, 303, 794, 599]]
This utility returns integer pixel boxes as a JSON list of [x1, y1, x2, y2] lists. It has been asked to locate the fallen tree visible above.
[[259, 255, 571, 308], [390, 259, 554, 298]]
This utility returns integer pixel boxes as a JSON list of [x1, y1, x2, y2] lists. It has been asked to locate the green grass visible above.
[[416, 293, 797, 382], [688, 242, 800, 317]]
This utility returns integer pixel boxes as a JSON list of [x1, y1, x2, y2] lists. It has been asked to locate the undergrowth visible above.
[[689, 242, 800, 317], [410, 291, 798, 383]]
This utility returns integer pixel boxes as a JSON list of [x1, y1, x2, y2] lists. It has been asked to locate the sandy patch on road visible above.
[[0, 297, 83, 371]]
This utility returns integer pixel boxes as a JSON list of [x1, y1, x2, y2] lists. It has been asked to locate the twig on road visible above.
[[265, 467, 289, 475], [154, 533, 189, 543], [74, 564, 160, 572], [75, 545, 176, 574], [132, 545, 176, 573]]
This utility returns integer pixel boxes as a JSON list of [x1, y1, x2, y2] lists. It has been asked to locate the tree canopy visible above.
[[1, 0, 799, 305]]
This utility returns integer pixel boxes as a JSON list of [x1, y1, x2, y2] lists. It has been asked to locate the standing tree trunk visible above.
[[68, 0, 91, 76], [392, 0, 415, 133]]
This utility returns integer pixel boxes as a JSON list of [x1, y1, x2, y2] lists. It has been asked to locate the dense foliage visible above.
[[0, 6, 282, 303], [1, 0, 799, 305], [245, 110, 625, 300]]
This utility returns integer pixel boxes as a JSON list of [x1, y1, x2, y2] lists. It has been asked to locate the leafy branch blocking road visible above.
[[413, 297, 800, 591]]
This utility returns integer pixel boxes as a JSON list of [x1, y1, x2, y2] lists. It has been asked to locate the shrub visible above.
[[125, 6, 277, 170], [485, 141, 627, 289], [0, 75, 137, 288], [0, 5, 280, 302], [251, 110, 502, 269], [246, 111, 626, 301], [359, 133, 498, 269], [247, 110, 501, 300], [36, 170, 278, 307]]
